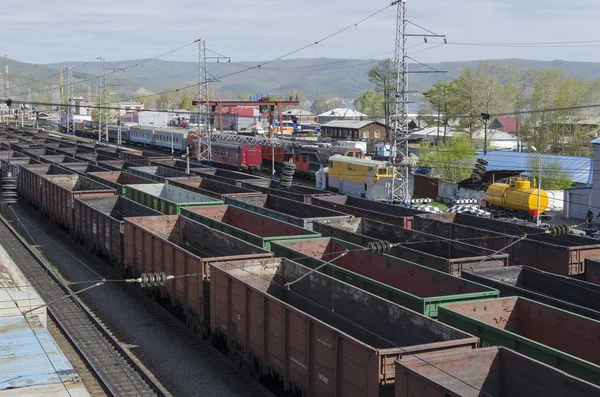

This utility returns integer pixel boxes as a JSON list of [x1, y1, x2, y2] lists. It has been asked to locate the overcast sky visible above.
[[3, 0, 600, 65]]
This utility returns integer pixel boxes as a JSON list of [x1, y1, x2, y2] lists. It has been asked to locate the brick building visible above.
[[321, 120, 387, 141]]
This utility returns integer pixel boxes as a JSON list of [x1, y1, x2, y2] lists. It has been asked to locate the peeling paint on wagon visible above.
[[395, 347, 600, 397], [123, 215, 272, 331], [225, 194, 354, 231], [125, 183, 222, 215], [270, 237, 498, 318], [314, 217, 508, 275], [181, 205, 319, 250], [210, 258, 478, 397], [438, 297, 600, 386]]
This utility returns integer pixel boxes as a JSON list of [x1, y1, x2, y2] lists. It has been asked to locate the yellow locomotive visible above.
[[485, 176, 549, 218]]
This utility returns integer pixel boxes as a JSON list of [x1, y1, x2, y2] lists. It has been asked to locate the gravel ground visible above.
[[9, 204, 255, 397]]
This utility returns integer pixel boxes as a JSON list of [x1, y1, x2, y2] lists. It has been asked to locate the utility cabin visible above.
[[326, 156, 395, 201]]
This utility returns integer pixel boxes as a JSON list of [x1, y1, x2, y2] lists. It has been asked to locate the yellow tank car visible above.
[[485, 177, 549, 215]]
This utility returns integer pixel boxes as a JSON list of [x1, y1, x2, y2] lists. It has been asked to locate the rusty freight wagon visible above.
[[124, 215, 272, 334], [394, 346, 600, 397], [311, 195, 423, 228], [96, 160, 137, 171], [462, 266, 600, 320], [191, 167, 266, 187], [150, 158, 208, 174], [1, 157, 41, 180], [127, 166, 200, 183], [60, 162, 109, 175], [40, 174, 116, 230], [271, 237, 499, 318], [87, 171, 155, 196], [167, 177, 264, 201], [121, 151, 170, 166], [414, 213, 600, 276], [125, 183, 222, 215], [313, 217, 508, 275], [17, 164, 74, 209], [73, 196, 162, 268], [225, 194, 353, 231], [210, 257, 479, 397], [585, 257, 600, 285], [438, 297, 600, 385], [239, 180, 336, 203], [181, 205, 319, 250]]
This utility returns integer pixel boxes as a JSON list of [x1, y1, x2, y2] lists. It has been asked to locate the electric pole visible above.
[[67, 67, 74, 135], [98, 57, 106, 144], [196, 39, 211, 165]]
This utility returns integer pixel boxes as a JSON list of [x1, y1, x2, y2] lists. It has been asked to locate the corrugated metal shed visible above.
[[0, 317, 90, 396], [477, 151, 593, 185], [0, 242, 46, 327]]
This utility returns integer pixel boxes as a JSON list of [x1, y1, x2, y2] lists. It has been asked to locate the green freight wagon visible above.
[[271, 237, 499, 318], [87, 171, 155, 195], [181, 205, 319, 250], [438, 297, 600, 386], [125, 183, 222, 215]]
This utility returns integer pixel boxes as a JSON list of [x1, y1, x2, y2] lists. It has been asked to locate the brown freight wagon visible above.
[[121, 151, 170, 166], [17, 164, 74, 209], [73, 196, 162, 269], [210, 257, 479, 397], [167, 177, 264, 201], [123, 215, 273, 335], [150, 158, 207, 173], [395, 346, 600, 397], [311, 195, 423, 228], [415, 213, 600, 276], [314, 217, 508, 276], [40, 174, 116, 230], [240, 180, 337, 203]]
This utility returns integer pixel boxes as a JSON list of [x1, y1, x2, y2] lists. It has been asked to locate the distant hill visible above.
[[4, 57, 600, 104]]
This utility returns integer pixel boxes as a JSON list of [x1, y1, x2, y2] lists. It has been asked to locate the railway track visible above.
[[0, 212, 167, 397]]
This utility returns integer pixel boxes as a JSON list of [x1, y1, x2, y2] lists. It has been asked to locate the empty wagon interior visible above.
[[216, 258, 475, 350], [45, 175, 113, 192], [128, 184, 217, 203], [262, 195, 345, 217], [468, 266, 600, 311], [277, 238, 490, 298], [443, 297, 600, 366], [131, 216, 269, 258], [319, 217, 496, 259], [184, 205, 315, 237], [78, 196, 162, 221]]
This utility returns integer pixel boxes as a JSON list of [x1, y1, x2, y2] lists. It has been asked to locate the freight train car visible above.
[[484, 176, 549, 220], [201, 141, 262, 172]]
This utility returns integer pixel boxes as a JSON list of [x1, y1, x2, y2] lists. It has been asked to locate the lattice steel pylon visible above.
[[0, 73, 4, 99], [388, 0, 409, 204], [196, 39, 211, 165], [66, 67, 74, 135], [98, 57, 108, 144]]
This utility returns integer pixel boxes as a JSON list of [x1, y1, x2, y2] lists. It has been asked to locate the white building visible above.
[[317, 108, 368, 124]]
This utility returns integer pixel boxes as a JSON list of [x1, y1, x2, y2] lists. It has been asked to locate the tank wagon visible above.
[[485, 176, 549, 220]]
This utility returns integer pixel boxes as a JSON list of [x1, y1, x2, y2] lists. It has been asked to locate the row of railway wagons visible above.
[[4, 128, 600, 396]]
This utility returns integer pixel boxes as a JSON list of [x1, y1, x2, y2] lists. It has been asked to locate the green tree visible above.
[[353, 90, 384, 120], [368, 59, 394, 137], [528, 157, 574, 190], [179, 92, 193, 110], [419, 135, 476, 182], [310, 95, 342, 115]]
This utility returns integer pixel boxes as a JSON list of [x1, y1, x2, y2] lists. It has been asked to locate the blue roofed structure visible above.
[[477, 151, 593, 185], [0, 316, 90, 396]]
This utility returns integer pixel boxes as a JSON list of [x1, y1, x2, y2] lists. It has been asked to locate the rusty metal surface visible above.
[[40, 174, 116, 230], [585, 258, 600, 285], [312, 196, 416, 228], [414, 214, 600, 276], [239, 180, 336, 203], [314, 218, 508, 275], [73, 196, 162, 267], [438, 297, 600, 385], [87, 171, 155, 195], [181, 205, 318, 250], [17, 164, 74, 210], [210, 257, 478, 397], [168, 177, 263, 201], [121, 151, 170, 166], [395, 346, 600, 397], [226, 194, 353, 231], [61, 162, 109, 175], [462, 266, 600, 320], [124, 215, 272, 326]]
